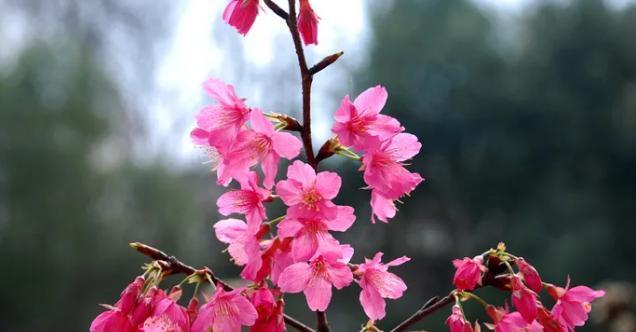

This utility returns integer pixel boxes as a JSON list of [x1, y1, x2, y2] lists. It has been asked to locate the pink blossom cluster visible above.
[[191, 76, 413, 329], [90, 2, 606, 332], [224, 0, 319, 45], [447, 244, 605, 332]]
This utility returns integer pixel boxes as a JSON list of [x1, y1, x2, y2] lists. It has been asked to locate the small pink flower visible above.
[[356, 252, 410, 320], [142, 315, 183, 332], [90, 310, 135, 332], [221, 109, 302, 188], [278, 206, 355, 261], [191, 285, 258, 332], [250, 288, 285, 332], [276, 160, 342, 219], [494, 312, 542, 332], [278, 247, 354, 311], [547, 279, 605, 330], [511, 276, 538, 323], [516, 258, 543, 293], [147, 287, 190, 332], [537, 307, 567, 332], [369, 190, 397, 223], [223, 0, 260, 35], [217, 171, 271, 232], [361, 134, 423, 222], [116, 276, 145, 314], [332, 86, 402, 151], [191, 78, 251, 149], [297, 0, 319, 45], [452, 256, 487, 291], [446, 305, 475, 332], [91, 277, 146, 332], [213, 218, 263, 281]]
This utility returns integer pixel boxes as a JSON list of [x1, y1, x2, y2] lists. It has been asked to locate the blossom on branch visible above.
[[355, 252, 410, 320], [191, 285, 258, 332], [223, 0, 260, 35]]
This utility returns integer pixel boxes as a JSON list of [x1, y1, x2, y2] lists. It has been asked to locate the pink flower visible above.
[[223, 0, 260, 36], [547, 279, 605, 330], [332, 86, 402, 151], [116, 276, 145, 314], [452, 256, 487, 291], [369, 190, 397, 223], [297, 0, 319, 45], [146, 287, 190, 332], [217, 171, 271, 232], [90, 310, 135, 332], [494, 312, 542, 332], [356, 252, 410, 320], [361, 133, 423, 198], [278, 247, 354, 311], [221, 109, 302, 188], [213, 218, 263, 281], [361, 134, 423, 222], [276, 160, 342, 219], [277, 206, 355, 261], [537, 307, 567, 332], [142, 315, 183, 332], [90, 277, 146, 332], [446, 305, 475, 332], [192, 285, 258, 332], [191, 78, 251, 149], [516, 258, 543, 293], [511, 276, 538, 323], [250, 288, 285, 332]]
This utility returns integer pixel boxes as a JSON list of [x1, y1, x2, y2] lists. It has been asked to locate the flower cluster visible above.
[[331, 86, 424, 223], [447, 243, 605, 332], [90, 2, 605, 332], [197, 75, 413, 329], [224, 0, 319, 45]]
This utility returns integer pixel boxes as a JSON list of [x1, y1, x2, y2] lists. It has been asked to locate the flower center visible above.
[[302, 188, 322, 208]]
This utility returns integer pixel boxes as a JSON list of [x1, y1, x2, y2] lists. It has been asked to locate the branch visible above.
[[263, 0, 289, 20], [286, 0, 316, 169], [309, 52, 344, 75], [316, 311, 330, 332], [389, 294, 454, 332], [130, 242, 315, 332]]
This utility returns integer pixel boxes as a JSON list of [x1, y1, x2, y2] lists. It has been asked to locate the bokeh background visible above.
[[1, 0, 635, 331]]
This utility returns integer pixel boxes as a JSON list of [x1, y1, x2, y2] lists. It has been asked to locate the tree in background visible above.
[[357, 0, 636, 330]]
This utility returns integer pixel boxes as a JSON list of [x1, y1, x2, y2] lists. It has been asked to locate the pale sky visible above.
[[152, 0, 636, 165]]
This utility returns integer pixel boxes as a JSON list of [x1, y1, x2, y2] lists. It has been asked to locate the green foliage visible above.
[[0, 42, 211, 331], [354, 0, 636, 330]]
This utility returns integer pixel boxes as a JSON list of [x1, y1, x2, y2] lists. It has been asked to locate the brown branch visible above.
[[263, 0, 289, 20], [389, 293, 454, 332], [130, 242, 315, 332], [316, 311, 330, 332], [285, 0, 317, 169], [309, 52, 344, 75]]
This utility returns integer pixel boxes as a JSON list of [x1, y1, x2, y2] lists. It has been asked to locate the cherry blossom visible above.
[[355, 252, 410, 320]]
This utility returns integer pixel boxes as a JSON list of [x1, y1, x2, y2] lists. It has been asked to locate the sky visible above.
[[151, 0, 636, 166], [2, 0, 634, 165]]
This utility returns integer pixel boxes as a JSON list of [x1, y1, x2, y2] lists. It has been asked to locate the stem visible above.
[[263, 0, 289, 20], [389, 293, 454, 332], [316, 311, 330, 332], [130, 242, 315, 332], [285, 0, 316, 169]]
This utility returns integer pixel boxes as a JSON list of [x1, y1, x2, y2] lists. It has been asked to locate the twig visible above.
[[285, 0, 316, 169], [389, 294, 454, 332], [309, 52, 344, 75], [316, 311, 330, 332], [263, 0, 289, 20], [130, 242, 315, 332]]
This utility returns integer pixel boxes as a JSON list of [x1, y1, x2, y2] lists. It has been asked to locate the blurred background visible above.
[[1, 0, 635, 331]]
